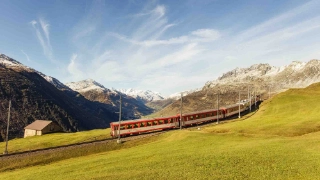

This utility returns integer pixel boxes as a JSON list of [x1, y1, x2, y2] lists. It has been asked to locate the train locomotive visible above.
[[110, 98, 258, 138]]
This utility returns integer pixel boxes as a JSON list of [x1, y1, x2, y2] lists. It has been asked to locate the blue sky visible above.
[[1, 0, 320, 96]]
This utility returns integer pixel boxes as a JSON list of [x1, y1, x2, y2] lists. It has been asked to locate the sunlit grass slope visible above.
[[1, 130, 320, 179], [0, 129, 110, 153], [206, 82, 320, 136], [1, 83, 320, 179]]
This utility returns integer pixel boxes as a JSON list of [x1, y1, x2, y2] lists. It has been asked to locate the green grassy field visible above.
[[1, 83, 320, 179], [0, 129, 111, 153]]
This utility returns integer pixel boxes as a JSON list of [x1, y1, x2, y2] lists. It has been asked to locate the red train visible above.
[[110, 98, 258, 138]]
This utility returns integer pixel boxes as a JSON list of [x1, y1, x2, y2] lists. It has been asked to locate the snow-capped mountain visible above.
[[65, 79, 154, 118], [205, 60, 320, 90], [168, 88, 202, 100], [0, 54, 71, 91], [116, 88, 164, 102], [66, 79, 117, 93], [65, 80, 164, 102], [0, 54, 31, 70], [0, 54, 119, 140]]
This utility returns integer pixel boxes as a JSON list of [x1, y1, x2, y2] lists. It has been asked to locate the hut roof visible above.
[[24, 120, 53, 130]]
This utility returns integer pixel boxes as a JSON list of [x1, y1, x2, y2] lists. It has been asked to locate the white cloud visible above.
[[30, 20, 37, 26], [153, 5, 166, 19], [30, 18, 53, 61], [39, 18, 50, 44], [191, 29, 221, 40], [110, 28, 220, 47], [130, 4, 166, 18], [73, 26, 96, 40], [67, 54, 84, 80], [64, 1, 320, 96], [21, 50, 31, 62]]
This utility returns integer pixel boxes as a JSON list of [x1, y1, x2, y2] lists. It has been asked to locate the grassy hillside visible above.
[[0, 129, 110, 153], [206, 82, 320, 136], [1, 83, 320, 179]]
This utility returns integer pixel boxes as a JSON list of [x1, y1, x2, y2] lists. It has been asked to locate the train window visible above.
[[206, 114, 209, 117], [190, 116, 193, 120], [140, 123, 144, 127], [128, 124, 132, 129], [120, 126, 125, 130], [159, 120, 164, 124], [147, 122, 152, 126], [153, 121, 157, 125], [196, 115, 199, 119], [164, 119, 168, 124], [134, 124, 139, 128]]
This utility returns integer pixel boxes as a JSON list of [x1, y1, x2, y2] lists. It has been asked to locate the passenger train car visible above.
[[110, 98, 259, 138]]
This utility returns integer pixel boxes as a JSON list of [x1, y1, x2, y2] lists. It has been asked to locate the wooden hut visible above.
[[24, 120, 62, 138]]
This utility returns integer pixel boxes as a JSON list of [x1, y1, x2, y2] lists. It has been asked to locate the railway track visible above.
[[0, 131, 165, 161], [0, 107, 259, 161]]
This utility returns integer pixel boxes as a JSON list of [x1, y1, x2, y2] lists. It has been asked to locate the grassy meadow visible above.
[[1, 83, 320, 179], [0, 129, 111, 153]]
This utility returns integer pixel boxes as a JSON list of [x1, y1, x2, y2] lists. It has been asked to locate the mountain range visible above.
[[1, 52, 320, 140], [0, 54, 120, 141], [65, 79, 154, 119], [152, 59, 320, 117], [205, 60, 320, 91]]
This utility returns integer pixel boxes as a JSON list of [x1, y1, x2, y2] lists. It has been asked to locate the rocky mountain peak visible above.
[[66, 79, 109, 92], [205, 59, 320, 93], [116, 88, 164, 102], [286, 61, 306, 71], [0, 54, 29, 70]]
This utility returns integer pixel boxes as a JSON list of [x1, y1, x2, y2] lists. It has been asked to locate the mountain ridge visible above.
[[0, 54, 118, 141]]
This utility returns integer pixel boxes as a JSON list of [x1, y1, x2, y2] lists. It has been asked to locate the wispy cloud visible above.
[[65, 1, 320, 95], [67, 54, 85, 80], [110, 28, 220, 47], [129, 4, 166, 18], [30, 17, 53, 61], [39, 18, 50, 45], [21, 50, 31, 62]]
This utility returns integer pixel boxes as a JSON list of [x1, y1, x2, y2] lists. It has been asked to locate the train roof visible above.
[[110, 115, 178, 125], [110, 100, 252, 125]]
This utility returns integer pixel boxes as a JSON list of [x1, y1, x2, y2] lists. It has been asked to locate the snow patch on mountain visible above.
[[205, 60, 320, 89], [0, 54, 30, 70], [66, 79, 114, 93], [116, 88, 164, 102], [0, 54, 72, 90], [168, 88, 202, 100]]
